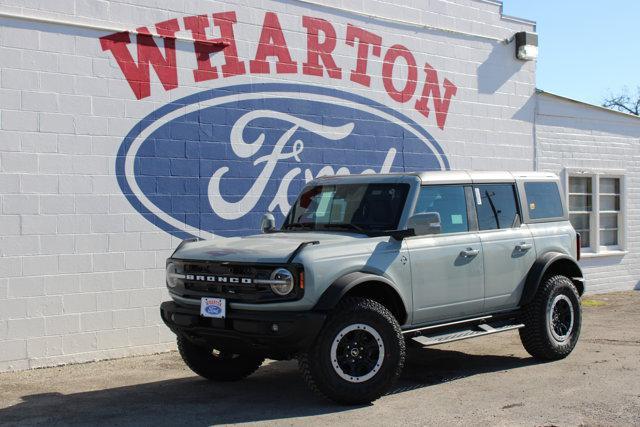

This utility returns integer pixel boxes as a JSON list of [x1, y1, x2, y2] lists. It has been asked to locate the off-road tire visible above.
[[298, 297, 405, 405], [519, 274, 581, 360], [177, 335, 265, 381]]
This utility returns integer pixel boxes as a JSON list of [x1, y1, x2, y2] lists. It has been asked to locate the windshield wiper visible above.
[[284, 222, 371, 234], [282, 222, 315, 231], [321, 223, 368, 233]]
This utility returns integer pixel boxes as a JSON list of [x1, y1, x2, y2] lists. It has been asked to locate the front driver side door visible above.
[[406, 185, 485, 325]]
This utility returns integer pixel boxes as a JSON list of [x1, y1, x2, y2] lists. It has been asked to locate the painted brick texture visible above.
[[0, 0, 595, 372], [535, 93, 640, 294]]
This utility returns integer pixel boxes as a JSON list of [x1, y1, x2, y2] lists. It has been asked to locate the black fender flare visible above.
[[520, 252, 584, 306], [313, 272, 407, 319]]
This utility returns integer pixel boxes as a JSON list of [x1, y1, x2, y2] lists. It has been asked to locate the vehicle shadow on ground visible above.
[[0, 348, 540, 426]]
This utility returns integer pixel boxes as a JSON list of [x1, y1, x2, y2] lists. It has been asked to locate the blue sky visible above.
[[503, 1, 640, 106]]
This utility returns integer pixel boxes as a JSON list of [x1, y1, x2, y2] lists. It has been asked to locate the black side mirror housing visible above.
[[391, 228, 416, 241], [407, 212, 442, 236]]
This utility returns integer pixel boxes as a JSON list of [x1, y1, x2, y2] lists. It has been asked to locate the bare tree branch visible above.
[[603, 87, 640, 115]]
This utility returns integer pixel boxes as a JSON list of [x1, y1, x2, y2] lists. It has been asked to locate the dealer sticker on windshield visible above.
[[200, 297, 226, 319]]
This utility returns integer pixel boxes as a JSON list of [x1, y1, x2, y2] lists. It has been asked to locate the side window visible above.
[[414, 185, 468, 234], [525, 181, 564, 220], [474, 184, 519, 230]]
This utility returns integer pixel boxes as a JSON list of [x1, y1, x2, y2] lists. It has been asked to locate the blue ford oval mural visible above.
[[116, 83, 449, 239]]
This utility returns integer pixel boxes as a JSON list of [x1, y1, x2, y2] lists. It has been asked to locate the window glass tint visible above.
[[475, 184, 519, 230], [599, 177, 621, 246], [568, 176, 592, 247], [285, 183, 409, 232], [568, 175, 623, 250], [525, 182, 564, 219], [414, 185, 468, 234], [600, 178, 620, 194]]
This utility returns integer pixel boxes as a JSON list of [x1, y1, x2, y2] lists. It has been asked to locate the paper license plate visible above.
[[200, 297, 226, 319]]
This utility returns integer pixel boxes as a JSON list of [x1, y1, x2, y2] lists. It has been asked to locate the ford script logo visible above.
[[205, 305, 222, 316], [116, 83, 449, 239]]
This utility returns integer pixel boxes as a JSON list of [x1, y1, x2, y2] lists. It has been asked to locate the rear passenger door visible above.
[[474, 183, 536, 312]]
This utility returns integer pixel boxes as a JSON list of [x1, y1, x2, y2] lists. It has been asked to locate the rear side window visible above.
[[525, 181, 564, 220], [474, 184, 519, 230], [415, 185, 468, 234]]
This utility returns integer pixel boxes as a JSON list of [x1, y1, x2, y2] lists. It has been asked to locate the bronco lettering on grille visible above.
[[185, 274, 254, 285]]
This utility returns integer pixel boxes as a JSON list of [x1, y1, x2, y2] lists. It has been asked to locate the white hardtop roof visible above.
[[313, 171, 558, 185], [417, 170, 558, 184]]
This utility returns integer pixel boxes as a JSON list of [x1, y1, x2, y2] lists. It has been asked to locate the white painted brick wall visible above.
[[536, 92, 640, 294], [0, 0, 553, 372]]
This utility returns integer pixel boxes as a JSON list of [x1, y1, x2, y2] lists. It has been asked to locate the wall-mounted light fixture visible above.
[[514, 31, 538, 61]]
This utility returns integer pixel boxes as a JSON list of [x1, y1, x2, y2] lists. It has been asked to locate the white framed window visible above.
[[564, 169, 626, 257]]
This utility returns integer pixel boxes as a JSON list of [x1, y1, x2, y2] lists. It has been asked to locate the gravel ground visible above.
[[1, 291, 639, 426]]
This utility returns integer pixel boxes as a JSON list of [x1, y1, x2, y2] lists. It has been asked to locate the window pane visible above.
[[569, 213, 590, 231], [600, 178, 620, 194], [569, 177, 591, 194], [286, 183, 409, 231], [579, 231, 590, 248], [600, 195, 620, 211], [569, 194, 592, 212], [525, 182, 564, 219], [475, 184, 519, 231], [600, 230, 618, 246], [415, 185, 468, 234], [600, 213, 618, 230]]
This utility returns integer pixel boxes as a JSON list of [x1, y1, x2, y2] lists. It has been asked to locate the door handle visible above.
[[460, 248, 480, 258], [515, 242, 532, 252]]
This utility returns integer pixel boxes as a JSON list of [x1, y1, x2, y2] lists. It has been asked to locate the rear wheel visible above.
[[298, 297, 405, 404], [519, 274, 582, 360], [177, 336, 265, 381]]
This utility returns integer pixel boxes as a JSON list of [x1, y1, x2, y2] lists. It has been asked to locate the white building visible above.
[[0, 0, 638, 371]]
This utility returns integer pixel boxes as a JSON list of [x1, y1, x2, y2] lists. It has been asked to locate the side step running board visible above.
[[410, 322, 524, 347], [403, 315, 493, 335]]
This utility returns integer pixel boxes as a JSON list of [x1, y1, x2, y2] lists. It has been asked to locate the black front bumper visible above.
[[160, 301, 326, 358]]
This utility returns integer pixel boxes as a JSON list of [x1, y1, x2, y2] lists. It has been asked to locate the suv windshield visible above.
[[283, 183, 409, 233]]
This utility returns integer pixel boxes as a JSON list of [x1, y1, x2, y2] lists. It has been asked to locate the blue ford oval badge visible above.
[[205, 305, 221, 315], [116, 83, 449, 239]]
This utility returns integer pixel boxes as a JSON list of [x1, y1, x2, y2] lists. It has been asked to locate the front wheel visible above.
[[298, 297, 405, 405], [519, 274, 582, 360], [177, 336, 265, 381]]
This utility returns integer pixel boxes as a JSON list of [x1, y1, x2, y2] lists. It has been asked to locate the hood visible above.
[[171, 232, 367, 264]]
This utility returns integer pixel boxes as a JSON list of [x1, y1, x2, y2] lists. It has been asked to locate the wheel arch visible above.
[[520, 252, 584, 306], [313, 272, 408, 325]]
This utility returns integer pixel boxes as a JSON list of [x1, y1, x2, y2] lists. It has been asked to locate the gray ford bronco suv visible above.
[[161, 171, 584, 404]]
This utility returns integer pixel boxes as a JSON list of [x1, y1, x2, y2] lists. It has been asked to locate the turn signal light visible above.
[[299, 272, 305, 289]]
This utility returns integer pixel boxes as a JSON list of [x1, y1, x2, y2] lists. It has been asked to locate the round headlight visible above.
[[270, 268, 294, 296], [166, 263, 184, 288]]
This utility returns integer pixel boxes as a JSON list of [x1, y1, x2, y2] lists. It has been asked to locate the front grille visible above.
[[168, 259, 303, 304]]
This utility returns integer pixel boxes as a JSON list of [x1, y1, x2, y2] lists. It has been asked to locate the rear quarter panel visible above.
[[516, 176, 577, 266], [528, 220, 577, 259]]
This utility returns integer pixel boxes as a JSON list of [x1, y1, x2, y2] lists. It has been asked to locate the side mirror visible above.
[[407, 212, 441, 236], [390, 229, 415, 241], [260, 213, 276, 234]]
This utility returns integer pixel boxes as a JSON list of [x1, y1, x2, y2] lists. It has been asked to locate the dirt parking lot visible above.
[[1, 291, 639, 426]]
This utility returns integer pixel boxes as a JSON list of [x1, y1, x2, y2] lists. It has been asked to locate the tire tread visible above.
[[177, 336, 264, 381], [298, 297, 405, 404], [519, 274, 581, 360]]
